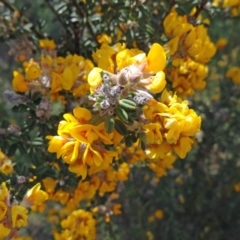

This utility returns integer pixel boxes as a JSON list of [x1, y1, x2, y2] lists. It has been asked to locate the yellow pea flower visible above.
[[173, 136, 193, 159], [145, 43, 166, 73], [113, 203, 122, 215], [143, 123, 163, 144], [62, 66, 74, 90], [216, 38, 228, 50], [83, 144, 103, 166], [68, 159, 88, 179], [144, 71, 166, 94], [145, 143, 171, 159], [39, 39, 56, 50], [97, 33, 112, 44], [0, 160, 13, 175], [73, 107, 92, 123], [51, 72, 62, 93], [23, 183, 48, 206], [154, 209, 164, 219], [42, 177, 57, 194], [46, 136, 66, 157], [0, 223, 11, 239], [25, 61, 41, 81], [12, 71, 29, 92], [11, 205, 28, 228], [0, 201, 7, 221], [0, 182, 8, 201], [166, 36, 180, 55], [117, 163, 130, 181], [87, 67, 103, 92]]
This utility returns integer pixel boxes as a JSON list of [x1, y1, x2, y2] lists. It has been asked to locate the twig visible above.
[[193, 0, 208, 18], [44, 0, 72, 36], [70, 0, 99, 47], [1, 0, 45, 39], [161, 0, 176, 25]]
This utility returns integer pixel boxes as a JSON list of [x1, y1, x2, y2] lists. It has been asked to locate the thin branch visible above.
[[44, 0, 72, 36], [193, 0, 208, 18], [65, 5, 80, 54], [70, 0, 99, 47], [1, 0, 45, 39], [161, 0, 176, 25]]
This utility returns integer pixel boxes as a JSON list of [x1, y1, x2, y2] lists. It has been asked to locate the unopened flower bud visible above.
[[118, 70, 128, 85], [128, 65, 142, 84]]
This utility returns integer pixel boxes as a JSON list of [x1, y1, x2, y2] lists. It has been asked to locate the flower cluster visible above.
[[12, 39, 94, 102], [54, 209, 96, 240], [0, 182, 47, 239], [163, 8, 216, 95], [0, 181, 48, 239], [142, 89, 201, 159], [88, 43, 166, 115], [0, 182, 28, 239], [226, 66, 240, 85], [213, 0, 240, 16], [9, 39, 201, 238], [0, 149, 13, 175], [47, 107, 123, 179], [166, 57, 209, 96]]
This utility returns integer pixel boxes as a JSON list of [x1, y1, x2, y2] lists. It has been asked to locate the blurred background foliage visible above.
[[1, 0, 240, 239]]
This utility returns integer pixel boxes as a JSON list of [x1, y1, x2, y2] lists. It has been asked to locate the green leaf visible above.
[[0, 119, 9, 128], [0, 172, 7, 183], [32, 91, 42, 104], [119, 99, 137, 110], [115, 119, 128, 136], [125, 135, 132, 147], [7, 143, 18, 156], [12, 104, 27, 113], [116, 107, 128, 122], [104, 116, 115, 134]]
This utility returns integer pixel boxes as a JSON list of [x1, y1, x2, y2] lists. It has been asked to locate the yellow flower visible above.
[[97, 34, 112, 44], [0, 223, 11, 239], [144, 43, 166, 73], [73, 107, 92, 123], [216, 37, 228, 50], [0, 201, 7, 221], [234, 182, 240, 192], [0, 182, 8, 201], [87, 67, 103, 92], [69, 125, 99, 144], [226, 67, 240, 85], [53, 189, 69, 205], [144, 71, 166, 94], [0, 160, 13, 175], [116, 48, 143, 70], [39, 39, 56, 50], [62, 66, 74, 90], [11, 205, 28, 228], [145, 143, 171, 159], [46, 136, 66, 157], [173, 136, 193, 159], [117, 163, 130, 181], [146, 231, 154, 240], [25, 60, 41, 81], [12, 71, 29, 92], [42, 177, 57, 194], [23, 183, 48, 206], [113, 203, 122, 215], [154, 209, 164, 219], [51, 72, 62, 93], [82, 144, 103, 166], [143, 123, 163, 144], [166, 36, 180, 55], [68, 159, 88, 179]]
